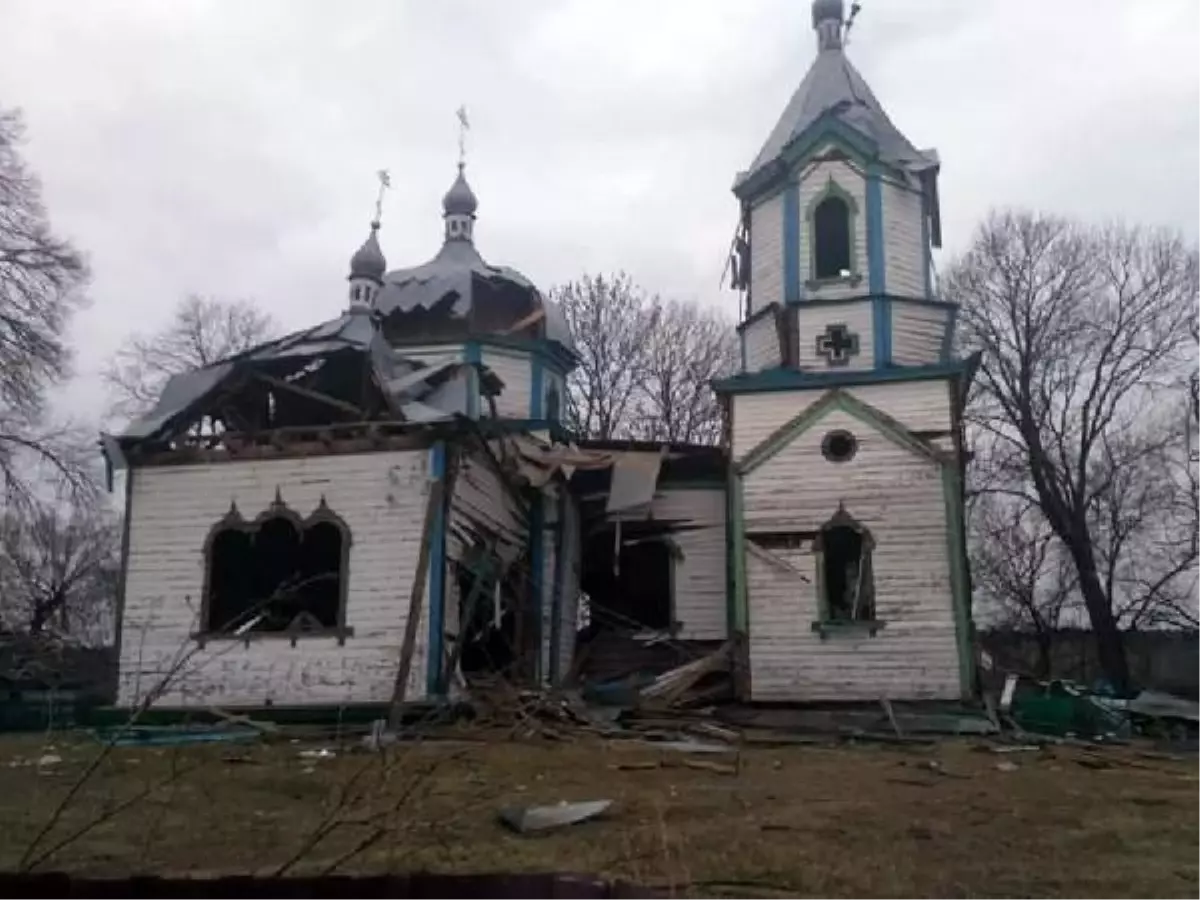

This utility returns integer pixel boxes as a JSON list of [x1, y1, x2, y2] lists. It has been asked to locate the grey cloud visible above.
[[0, 0, 1195, 425]]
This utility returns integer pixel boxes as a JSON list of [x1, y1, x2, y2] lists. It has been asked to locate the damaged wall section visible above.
[[118, 450, 436, 708], [571, 444, 729, 687]]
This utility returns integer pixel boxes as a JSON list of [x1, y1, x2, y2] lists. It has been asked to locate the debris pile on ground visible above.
[[637, 642, 733, 709]]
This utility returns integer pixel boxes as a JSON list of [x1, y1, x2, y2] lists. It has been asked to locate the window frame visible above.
[[196, 493, 354, 646], [809, 506, 885, 638], [806, 178, 861, 288]]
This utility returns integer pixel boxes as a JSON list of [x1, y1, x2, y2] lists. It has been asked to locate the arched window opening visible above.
[[818, 515, 875, 623], [813, 195, 852, 280], [202, 497, 351, 638]]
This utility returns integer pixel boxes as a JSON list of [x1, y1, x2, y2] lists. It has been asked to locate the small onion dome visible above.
[[442, 165, 478, 217], [349, 222, 386, 282]]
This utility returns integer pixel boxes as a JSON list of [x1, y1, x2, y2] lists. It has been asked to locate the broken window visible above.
[[813, 194, 852, 279], [581, 528, 674, 632], [202, 496, 351, 638], [816, 511, 875, 623]]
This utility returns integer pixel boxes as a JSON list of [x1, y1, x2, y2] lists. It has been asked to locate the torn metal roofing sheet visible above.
[[736, 46, 931, 188], [119, 362, 234, 439], [112, 311, 501, 444], [606, 451, 665, 516], [373, 237, 576, 354]]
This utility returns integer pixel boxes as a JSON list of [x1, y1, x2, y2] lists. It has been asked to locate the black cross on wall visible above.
[[815, 324, 860, 366]]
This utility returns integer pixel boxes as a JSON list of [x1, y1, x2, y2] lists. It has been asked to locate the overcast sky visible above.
[[1, 0, 1197, 423]]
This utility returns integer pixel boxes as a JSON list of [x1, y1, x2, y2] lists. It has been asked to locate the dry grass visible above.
[[0, 730, 1194, 897]]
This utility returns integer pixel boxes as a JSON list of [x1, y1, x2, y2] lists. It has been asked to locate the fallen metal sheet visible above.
[[606, 452, 663, 515], [648, 739, 735, 754], [498, 800, 612, 834], [1128, 690, 1199, 723]]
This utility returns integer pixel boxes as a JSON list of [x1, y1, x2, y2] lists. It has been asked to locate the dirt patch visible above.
[[0, 733, 1194, 898]]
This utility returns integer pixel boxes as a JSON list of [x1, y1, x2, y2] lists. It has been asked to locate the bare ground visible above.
[[0, 729, 1195, 897]]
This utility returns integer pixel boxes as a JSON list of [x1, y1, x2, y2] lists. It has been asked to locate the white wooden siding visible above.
[[794, 298, 874, 371], [482, 349, 532, 418], [732, 379, 954, 461], [891, 301, 950, 366], [743, 313, 781, 373], [881, 177, 926, 297], [611, 488, 728, 641], [118, 451, 433, 708], [741, 408, 959, 701], [749, 191, 783, 315], [448, 449, 526, 566], [796, 158, 867, 301]]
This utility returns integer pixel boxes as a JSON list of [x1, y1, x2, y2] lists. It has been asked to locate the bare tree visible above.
[[0, 106, 91, 503], [103, 294, 277, 420], [553, 273, 655, 440], [0, 496, 120, 643], [949, 210, 1198, 693], [551, 273, 736, 444], [632, 297, 738, 445], [969, 489, 1078, 677]]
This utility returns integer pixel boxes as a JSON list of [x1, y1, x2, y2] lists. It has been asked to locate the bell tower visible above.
[[715, 1, 980, 706], [727, 0, 951, 375]]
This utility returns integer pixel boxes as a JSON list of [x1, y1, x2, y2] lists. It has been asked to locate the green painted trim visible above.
[[713, 352, 982, 395], [811, 620, 887, 639], [941, 464, 975, 699], [738, 388, 943, 474], [111, 469, 134, 686], [727, 467, 748, 634], [806, 176, 860, 282]]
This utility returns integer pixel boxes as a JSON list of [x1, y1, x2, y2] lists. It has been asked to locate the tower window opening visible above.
[[820, 522, 875, 623], [813, 195, 852, 279]]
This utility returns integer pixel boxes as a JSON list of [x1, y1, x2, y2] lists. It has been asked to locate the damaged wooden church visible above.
[[103, 0, 978, 713]]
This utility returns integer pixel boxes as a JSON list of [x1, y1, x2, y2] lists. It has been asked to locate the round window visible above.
[[821, 429, 858, 463]]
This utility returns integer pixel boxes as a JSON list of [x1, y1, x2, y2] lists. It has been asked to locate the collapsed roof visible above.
[[104, 309, 504, 467]]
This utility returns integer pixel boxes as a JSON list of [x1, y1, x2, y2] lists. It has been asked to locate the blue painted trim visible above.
[[783, 181, 800, 303], [530, 355, 545, 419], [393, 334, 577, 371], [529, 490, 545, 684], [712, 352, 982, 395], [866, 168, 886, 294], [941, 304, 959, 361], [463, 341, 481, 419], [866, 169, 890, 367], [733, 112, 900, 202], [871, 295, 888, 369], [425, 441, 448, 697], [548, 487, 566, 684]]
